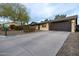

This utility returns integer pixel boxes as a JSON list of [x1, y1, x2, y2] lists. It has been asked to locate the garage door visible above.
[[52, 21, 71, 31]]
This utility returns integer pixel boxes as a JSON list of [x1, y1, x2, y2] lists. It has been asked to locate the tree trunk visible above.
[[5, 29, 8, 36], [20, 21, 23, 31]]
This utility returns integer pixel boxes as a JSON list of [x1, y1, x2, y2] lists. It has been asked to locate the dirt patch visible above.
[[56, 32, 79, 56]]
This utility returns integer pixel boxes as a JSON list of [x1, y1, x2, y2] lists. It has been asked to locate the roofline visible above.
[[50, 15, 78, 23], [29, 15, 78, 25]]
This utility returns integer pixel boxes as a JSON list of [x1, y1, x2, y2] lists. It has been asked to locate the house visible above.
[[29, 21, 49, 31], [49, 15, 78, 32], [29, 15, 78, 32]]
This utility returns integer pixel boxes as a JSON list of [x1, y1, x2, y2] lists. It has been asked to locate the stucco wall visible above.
[[39, 23, 49, 31], [35, 25, 39, 30], [71, 19, 76, 32]]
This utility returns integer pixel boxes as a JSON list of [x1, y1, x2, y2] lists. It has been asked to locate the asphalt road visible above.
[[0, 31, 70, 56]]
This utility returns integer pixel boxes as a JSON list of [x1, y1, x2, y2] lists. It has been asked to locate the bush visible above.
[[2, 27, 9, 31], [9, 25, 16, 30], [9, 25, 22, 30], [10, 25, 36, 32], [23, 25, 36, 32]]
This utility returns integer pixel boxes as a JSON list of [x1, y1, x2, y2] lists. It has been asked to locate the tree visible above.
[[44, 19, 48, 21], [0, 3, 30, 35], [0, 3, 29, 24], [0, 3, 13, 36], [54, 14, 66, 19], [10, 3, 29, 30], [0, 4, 13, 19]]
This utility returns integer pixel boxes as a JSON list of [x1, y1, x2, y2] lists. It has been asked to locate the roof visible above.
[[50, 15, 78, 22], [29, 15, 78, 26]]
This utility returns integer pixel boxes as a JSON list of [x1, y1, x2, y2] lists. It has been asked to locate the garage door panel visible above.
[[52, 21, 71, 31]]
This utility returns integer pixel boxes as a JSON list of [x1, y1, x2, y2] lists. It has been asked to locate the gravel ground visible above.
[[57, 32, 79, 56]]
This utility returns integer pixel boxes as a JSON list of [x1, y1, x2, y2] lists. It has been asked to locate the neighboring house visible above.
[[7, 22, 17, 26], [6, 21, 24, 27]]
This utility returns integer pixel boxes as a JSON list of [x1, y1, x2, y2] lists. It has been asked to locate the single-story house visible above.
[[29, 15, 78, 32], [29, 21, 49, 31]]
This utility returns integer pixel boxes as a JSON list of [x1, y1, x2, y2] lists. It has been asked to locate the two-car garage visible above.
[[49, 15, 77, 32], [51, 21, 71, 31]]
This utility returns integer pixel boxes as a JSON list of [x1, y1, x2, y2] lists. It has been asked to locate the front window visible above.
[[42, 24, 46, 27]]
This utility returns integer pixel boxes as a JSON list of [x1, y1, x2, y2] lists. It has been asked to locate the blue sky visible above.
[[0, 3, 79, 24], [23, 3, 79, 24]]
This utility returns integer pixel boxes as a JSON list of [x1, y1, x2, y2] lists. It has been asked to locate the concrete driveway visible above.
[[0, 31, 70, 56]]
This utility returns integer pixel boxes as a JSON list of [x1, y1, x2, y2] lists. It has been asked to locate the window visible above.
[[42, 24, 46, 27]]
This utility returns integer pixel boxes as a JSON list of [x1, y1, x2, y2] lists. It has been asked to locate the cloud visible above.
[[24, 3, 55, 22], [1, 3, 79, 24], [23, 3, 79, 24]]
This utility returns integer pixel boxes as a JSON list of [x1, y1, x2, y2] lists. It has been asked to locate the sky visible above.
[[0, 3, 79, 24], [23, 3, 79, 24]]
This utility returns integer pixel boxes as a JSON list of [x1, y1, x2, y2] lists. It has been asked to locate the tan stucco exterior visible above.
[[34, 19, 77, 32], [39, 23, 49, 31], [35, 25, 39, 30], [31, 19, 77, 32], [71, 19, 76, 32], [34, 20, 77, 32], [30, 15, 77, 32]]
